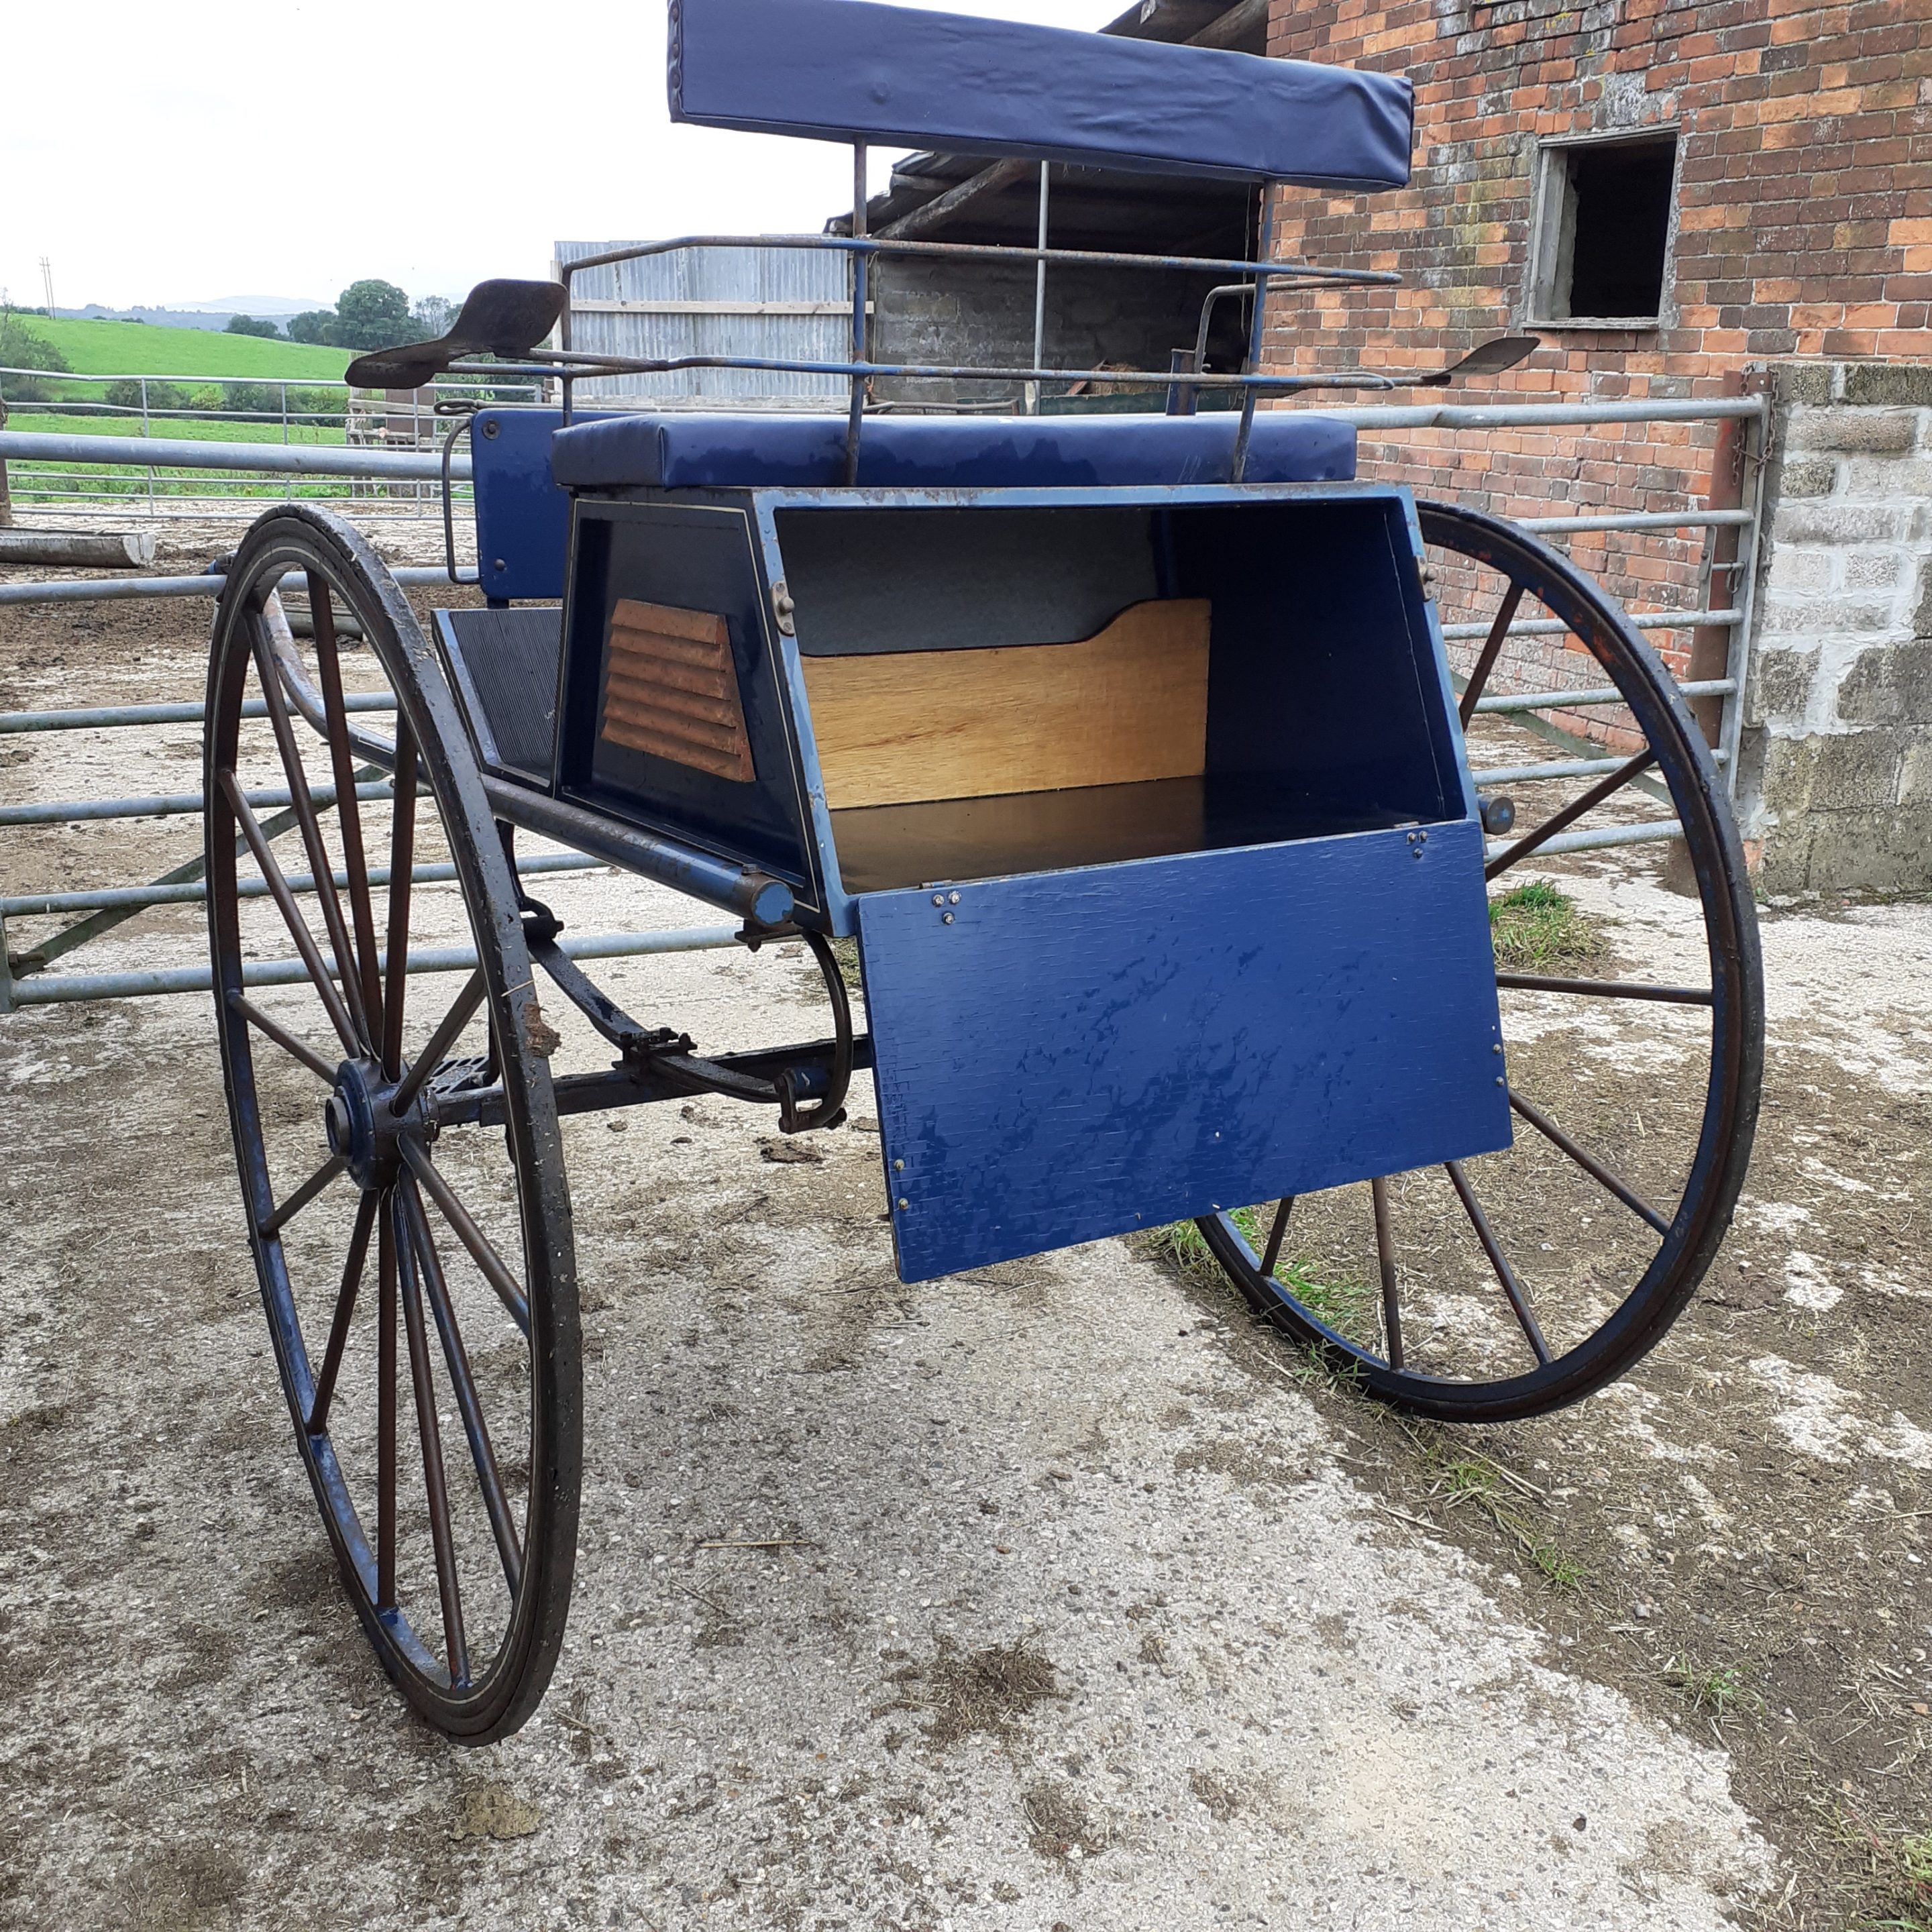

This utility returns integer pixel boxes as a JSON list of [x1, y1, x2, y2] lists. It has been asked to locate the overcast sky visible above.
[[2, 0, 1123, 315]]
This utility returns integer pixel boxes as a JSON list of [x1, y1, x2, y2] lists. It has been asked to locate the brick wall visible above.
[[1258, 0, 1931, 696], [1736, 361, 1932, 891]]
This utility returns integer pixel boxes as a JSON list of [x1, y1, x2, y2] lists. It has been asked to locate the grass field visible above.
[[6, 316, 350, 381], [7, 411, 349, 445]]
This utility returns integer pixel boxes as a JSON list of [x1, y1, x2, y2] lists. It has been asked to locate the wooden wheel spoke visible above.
[[1258, 1195, 1295, 1280], [1444, 1160, 1550, 1366], [377, 1191, 398, 1611], [1458, 580, 1525, 726], [308, 1191, 377, 1434], [308, 572, 385, 1037], [400, 1140, 531, 1335], [260, 1152, 347, 1238], [382, 727, 419, 1079], [219, 767, 362, 1057], [402, 1179, 523, 1595], [252, 624, 374, 1049], [389, 971, 487, 1119], [1484, 747, 1659, 881], [1496, 973, 1713, 1006], [394, 1195, 471, 1687], [229, 990, 339, 1082], [1508, 1086, 1670, 1236], [1368, 1175, 1403, 1369]]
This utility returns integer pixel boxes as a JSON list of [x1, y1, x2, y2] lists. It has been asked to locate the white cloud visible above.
[[1, 0, 1121, 313]]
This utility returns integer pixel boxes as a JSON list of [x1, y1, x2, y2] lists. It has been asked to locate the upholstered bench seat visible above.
[[548, 410, 1357, 492]]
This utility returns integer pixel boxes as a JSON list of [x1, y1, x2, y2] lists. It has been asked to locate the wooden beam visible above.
[[877, 156, 1036, 241], [1188, 0, 1271, 49]]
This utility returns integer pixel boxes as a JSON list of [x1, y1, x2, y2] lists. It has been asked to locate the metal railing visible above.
[[0, 393, 1766, 1006], [0, 366, 539, 518]]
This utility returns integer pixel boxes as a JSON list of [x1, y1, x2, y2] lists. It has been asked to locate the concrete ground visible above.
[[1, 860, 1773, 1932], [7, 521, 1927, 1930]]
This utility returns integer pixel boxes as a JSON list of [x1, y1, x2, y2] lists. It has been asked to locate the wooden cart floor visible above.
[[829, 773, 1420, 894]]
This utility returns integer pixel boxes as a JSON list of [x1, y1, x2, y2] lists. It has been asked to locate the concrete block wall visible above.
[[868, 262, 1221, 409], [1735, 361, 1932, 891]]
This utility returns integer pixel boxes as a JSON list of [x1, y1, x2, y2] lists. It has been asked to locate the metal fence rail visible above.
[[0, 394, 1766, 1006]]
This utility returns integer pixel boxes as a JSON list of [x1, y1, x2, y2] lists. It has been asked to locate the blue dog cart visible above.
[[201, 0, 1762, 1739]]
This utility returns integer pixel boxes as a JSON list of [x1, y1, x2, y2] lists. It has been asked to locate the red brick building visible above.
[[1256, 0, 1929, 661]]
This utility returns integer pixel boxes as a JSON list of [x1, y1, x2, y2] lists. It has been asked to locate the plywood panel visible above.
[[800, 598, 1209, 810], [598, 598, 755, 783]]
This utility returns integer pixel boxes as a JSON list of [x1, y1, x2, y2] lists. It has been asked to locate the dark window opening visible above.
[[1534, 133, 1677, 324]]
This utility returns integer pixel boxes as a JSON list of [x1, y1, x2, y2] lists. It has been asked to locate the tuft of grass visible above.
[[828, 934, 862, 995], [1835, 1809, 1932, 1931], [1662, 1654, 1762, 1722], [1411, 1432, 1585, 1591], [1144, 1212, 1375, 1332], [1488, 879, 1609, 972], [1529, 1538, 1587, 1591]]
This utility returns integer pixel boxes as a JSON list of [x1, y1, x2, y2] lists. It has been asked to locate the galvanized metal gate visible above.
[[0, 391, 1767, 1012]]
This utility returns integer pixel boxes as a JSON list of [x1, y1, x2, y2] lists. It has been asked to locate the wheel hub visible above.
[[325, 1057, 416, 1191]]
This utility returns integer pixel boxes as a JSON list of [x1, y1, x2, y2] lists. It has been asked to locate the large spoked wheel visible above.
[[1197, 501, 1762, 1424], [204, 504, 580, 1738]]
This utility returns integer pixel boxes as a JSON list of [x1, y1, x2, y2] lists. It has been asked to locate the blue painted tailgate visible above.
[[859, 820, 1510, 1283]]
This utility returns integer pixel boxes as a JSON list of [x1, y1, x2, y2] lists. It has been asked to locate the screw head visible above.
[[896, 1196, 910, 1211], [481, 417, 500, 439], [948, 892, 960, 904], [894, 1159, 904, 1171], [932, 894, 945, 906], [941, 912, 954, 924]]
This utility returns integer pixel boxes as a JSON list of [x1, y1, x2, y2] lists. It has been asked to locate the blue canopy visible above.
[[669, 0, 1413, 192]]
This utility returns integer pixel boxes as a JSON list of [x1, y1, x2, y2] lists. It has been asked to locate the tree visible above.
[[286, 309, 337, 345], [0, 308, 71, 403], [333, 280, 421, 352], [412, 294, 457, 338], [225, 313, 280, 338], [105, 378, 188, 413]]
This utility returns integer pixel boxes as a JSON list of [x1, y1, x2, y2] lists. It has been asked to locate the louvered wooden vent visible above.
[[599, 598, 755, 783]]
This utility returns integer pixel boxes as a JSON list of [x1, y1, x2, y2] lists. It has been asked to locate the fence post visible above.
[[1682, 369, 1749, 755], [0, 393, 11, 526], [140, 376, 154, 513]]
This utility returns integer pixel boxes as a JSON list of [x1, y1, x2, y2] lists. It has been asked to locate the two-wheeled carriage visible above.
[[204, 0, 1761, 1737]]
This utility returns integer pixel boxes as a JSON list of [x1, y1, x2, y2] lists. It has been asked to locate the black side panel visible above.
[[437, 606, 564, 786], [560, 499, 816, 895], [777, 505, 1159, 655]]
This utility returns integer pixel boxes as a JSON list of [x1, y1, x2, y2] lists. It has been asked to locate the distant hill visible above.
[[57, 303, 326, 335], [176, 295, 330, 315], [23, 317, 350, 379]]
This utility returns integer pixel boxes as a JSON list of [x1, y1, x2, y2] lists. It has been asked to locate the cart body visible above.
[[441, 409, 1509, 1279]]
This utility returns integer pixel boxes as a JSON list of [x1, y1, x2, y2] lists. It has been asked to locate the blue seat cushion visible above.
[[549, 411, 1357, 491]]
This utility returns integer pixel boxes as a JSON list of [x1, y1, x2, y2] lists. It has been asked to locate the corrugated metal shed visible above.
[[553, 241, 852, 408]]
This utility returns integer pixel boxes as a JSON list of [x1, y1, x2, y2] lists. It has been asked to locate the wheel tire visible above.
[[1196, 500, 1763, 1424], [205, 504, 580, 1738]]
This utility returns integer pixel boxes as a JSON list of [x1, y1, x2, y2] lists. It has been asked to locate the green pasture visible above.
[[9, 317, 350, 382], [6, 412, 349, 446]]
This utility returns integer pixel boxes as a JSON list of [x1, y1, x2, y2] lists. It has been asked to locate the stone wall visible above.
[[1735, 361, 1932, 892]]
